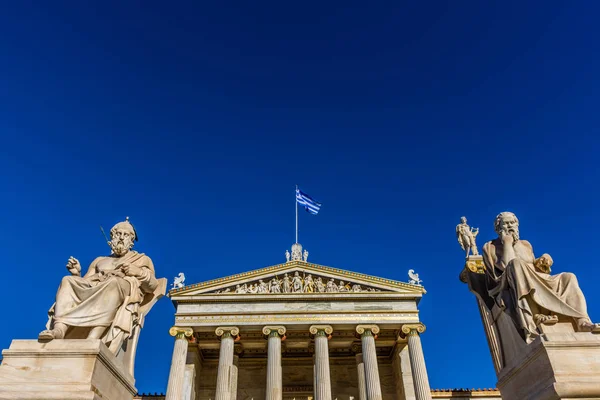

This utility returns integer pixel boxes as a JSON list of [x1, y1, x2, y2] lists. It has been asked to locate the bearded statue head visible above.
[[494, 211, 520, 241], [109, 218, 137, 256]]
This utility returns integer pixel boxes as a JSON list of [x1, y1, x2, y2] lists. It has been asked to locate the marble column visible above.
[[309, 325, 333, 400], [166, 326, 194, 400], [263, 326, 286, 400], [231, 355, 239, 400], [355, 352, 367, 400], [356, 325, 382, 400], [401, 324, 431, 400], [215, 327, 240, 400]]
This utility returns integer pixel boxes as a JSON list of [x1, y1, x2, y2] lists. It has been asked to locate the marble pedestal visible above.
[[0, 339, 137, 400], [497, 332, 600, 400]]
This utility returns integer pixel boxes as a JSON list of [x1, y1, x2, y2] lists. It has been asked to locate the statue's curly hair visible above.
[[494, 211, 519, 234]]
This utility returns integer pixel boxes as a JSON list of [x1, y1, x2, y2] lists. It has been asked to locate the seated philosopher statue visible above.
[[39, 219, 166, 372], [483, 212, 600, 343]]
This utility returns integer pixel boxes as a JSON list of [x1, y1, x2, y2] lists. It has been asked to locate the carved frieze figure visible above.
[[292, 271, 303, 292], [482, 212, 600, 342], [38, 218, 165, 375], [270, 277, 281, 293], [338, 280, 349, 292], [326, 278, 338, 292], [282, 273, 291, 293], [304, 274, 315, 293], [235, 284, 248, 294], [315, 277, 326, 293], [248, 283, 258, 294], [456, 216, 480, 256], [352, 284, 362, 292], [257, 279, 269, 294]]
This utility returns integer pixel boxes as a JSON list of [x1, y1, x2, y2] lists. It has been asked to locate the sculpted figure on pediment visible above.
[[282, 273, 291, 293], [315, 277, 325, 293], [270, 277, 281, 293], [304, 274, 315, 293], [257, 279, 269, 294], [326, 278, 338, 292], [235, 284, 248, 294], [292, 272, 303, 292]]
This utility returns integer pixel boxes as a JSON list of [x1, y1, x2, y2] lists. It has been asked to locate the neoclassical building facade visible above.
[[160, 245, 499, 400]]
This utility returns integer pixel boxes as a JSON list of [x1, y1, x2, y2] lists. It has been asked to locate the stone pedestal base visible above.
[[0, 339, 137, 400], [497, 332, 600, 400]]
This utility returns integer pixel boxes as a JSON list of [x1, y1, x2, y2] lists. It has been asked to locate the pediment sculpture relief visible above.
[[213, 271, 383, 294]]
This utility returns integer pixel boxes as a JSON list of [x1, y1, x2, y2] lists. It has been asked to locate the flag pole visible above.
[[295, 185, 298, 243]]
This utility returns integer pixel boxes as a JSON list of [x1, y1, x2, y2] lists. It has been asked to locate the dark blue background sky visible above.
[[1, 1, 600, 393]]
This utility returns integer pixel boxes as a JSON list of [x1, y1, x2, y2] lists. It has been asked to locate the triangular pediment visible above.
[[169, 261, 425, 297]]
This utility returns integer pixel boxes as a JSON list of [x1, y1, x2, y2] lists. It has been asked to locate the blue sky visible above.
[[1, 1, 600, 393]]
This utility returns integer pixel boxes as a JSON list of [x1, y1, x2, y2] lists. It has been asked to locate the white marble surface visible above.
[[0, 339, 136, 400]]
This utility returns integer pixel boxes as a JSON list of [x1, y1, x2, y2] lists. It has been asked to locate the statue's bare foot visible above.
[[535, 314, 558, 326], [38, 325, 66, 341], [38, 329, 57, 341], [578, 320, 600, 333]]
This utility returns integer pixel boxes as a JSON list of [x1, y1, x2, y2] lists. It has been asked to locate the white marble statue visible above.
[[37, 218, 166, 375], [257, 279, 269, 294], [456, 216, 479, 256], [285, 250, 291, 262], [291, 243, 303, 261], [326, 278, 338, 292], [338, 280, 349, 292], [292, 271, 303, 292], [172, 272, 185, 289], [303, 274, 315, 293], [270, 277, 281, 293], [315, 277, 325, 293], [482, 212, 600, 342], [282, 273, 291, 293], [303, 249, 309, 262], [408, 269, 422, 285]]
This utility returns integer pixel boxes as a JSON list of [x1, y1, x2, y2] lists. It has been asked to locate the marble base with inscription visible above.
[[0, 339, 137, 400], [497, 332, 600, 400]]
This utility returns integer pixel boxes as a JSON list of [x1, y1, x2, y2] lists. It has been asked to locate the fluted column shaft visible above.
[[231, 355, 239, 400], [403, 325, 432, 400], [310, 325, 333, 400], [215, 327, 239, 400], [355, 353, 367, 400], [264, 326, 286, 400], [357, 326, 382, 400], [166, 327, 193, 400]]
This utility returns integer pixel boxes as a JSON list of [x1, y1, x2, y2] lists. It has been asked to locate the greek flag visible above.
[[296, 188, 322, 215]]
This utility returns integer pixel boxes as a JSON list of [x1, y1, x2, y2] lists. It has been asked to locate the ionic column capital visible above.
[[215, 326, 240, 340], [309, 325, 333, 339], [356, 324, 380, 338], [169, 326, 194, 340], [262, 325, 287, 339], [400, 323, 426, 337]]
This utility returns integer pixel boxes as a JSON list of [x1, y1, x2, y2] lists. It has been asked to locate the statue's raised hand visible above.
[[66, 256, 81, 276], [500, 231, 515, 246]]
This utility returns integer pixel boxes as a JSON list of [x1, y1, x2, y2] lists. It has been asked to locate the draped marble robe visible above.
[[483, 238, 591, 342], [47, 250, 158, 353]]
